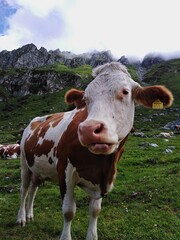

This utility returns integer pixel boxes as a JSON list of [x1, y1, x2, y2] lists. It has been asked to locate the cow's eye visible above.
[[123, 89, 129, 95]]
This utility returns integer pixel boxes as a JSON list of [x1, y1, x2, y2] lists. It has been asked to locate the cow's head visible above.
[[65, 62, 173, 155]]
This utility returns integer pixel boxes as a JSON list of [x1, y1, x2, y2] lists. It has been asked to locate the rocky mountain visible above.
[[0, 44, 179, 98], [0, 43, 114, 69], [0, 69, 83, 97]]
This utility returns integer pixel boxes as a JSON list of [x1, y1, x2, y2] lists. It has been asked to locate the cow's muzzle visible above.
[[78, 120, 118, 155]]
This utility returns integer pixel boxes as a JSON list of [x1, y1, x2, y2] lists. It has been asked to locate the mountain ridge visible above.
[[0, 43, 174, 70], [0, 44, 180, 105]]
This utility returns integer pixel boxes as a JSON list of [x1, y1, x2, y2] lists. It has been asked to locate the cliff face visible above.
[[0, 69, 83, 97], [0, 44, 116, 97], [0, 44, 175, 98], [0, 43, 114, 69]]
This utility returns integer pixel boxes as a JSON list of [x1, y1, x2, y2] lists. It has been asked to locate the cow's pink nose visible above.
[[78, 120, 106, 146]]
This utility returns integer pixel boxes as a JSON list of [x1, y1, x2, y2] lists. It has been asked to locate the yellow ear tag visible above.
[[152, 99, 164, 109]]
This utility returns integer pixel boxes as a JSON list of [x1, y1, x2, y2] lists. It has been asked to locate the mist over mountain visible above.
[[0, 44, 180, 98], [1, 43, 179, 70], [0, 43, 115, 69]]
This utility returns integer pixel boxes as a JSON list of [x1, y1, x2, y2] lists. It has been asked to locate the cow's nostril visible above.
[[94, 124, 104, 134], [94, 128, 101, 134]]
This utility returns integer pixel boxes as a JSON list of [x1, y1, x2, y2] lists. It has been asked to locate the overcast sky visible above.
[[0, 0, 180, 60]]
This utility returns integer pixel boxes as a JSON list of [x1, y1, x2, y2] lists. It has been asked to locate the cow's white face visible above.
[[65, 62, 173, 155], [78, 64, 139, 155]]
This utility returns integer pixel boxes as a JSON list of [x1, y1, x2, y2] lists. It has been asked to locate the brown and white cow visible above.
[[17, 62, 173, 240], [0, 143, 20, 159]]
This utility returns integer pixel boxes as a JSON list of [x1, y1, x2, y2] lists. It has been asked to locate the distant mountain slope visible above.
[[142, 59, 180, 106], [0, 44, 179, 107], [0, 43, 115, 69]]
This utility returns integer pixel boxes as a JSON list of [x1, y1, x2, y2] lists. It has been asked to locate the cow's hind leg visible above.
[[86, 198, 102, 240], [26, 175, 40, 222], [17, 157, 31, 226]]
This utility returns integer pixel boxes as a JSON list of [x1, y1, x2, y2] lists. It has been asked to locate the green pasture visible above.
[[0, 133, 179, 239], [0, 60, 179, 239]]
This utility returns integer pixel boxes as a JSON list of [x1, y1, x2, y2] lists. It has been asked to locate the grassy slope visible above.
[[0, 62, 179, 239], [0, 134, 179, 240], [143, 59, 180, 106]]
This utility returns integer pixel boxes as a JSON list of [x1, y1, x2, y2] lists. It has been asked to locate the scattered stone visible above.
[[138, 142, 158, 148], [164, 149, 173, 153], [168, 146, 176, 150], [149, 143, 158, 148], [145, 158, 158, 165], [138, 142, 149, 147], [163, 119, 180, 130], [133, 132, 146, 137]]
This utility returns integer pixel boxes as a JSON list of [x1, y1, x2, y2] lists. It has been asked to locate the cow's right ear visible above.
[[65, 88, 85, 108]]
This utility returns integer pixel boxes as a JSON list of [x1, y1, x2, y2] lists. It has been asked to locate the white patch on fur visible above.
[[30, 154, 58, 182]]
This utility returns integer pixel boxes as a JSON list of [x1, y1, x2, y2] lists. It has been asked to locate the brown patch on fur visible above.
[[133, 85, 173, 108], [56, 107, 127, 198], [35, 139, 54, 157], [52, 113, 64, 128], [25, 137, 55, 167], [92, 208, 101, 218], [31, 121, 42, 131], [64, 211, 74, 222]]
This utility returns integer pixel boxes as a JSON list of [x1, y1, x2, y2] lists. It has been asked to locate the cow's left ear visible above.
[[65, 88, 85, 108], [133, 85, 173, 108]]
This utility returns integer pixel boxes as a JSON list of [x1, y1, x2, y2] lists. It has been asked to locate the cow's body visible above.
[[17, 62, 173, 240], [0, 143, 20, 159]]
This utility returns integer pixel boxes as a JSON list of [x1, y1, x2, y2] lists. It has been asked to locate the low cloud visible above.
[[0, 0, 180, 60]]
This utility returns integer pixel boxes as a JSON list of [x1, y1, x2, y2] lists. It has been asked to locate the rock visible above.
[[89, 50, 114, 67], [149, 143, 158, 148], [0, 69, 83, 96], [141, 53, 165, 69], [0, 44, 115, 70], [164, 149, 173, 153], [138, 142, 158, 148], [133, 132, 146, 137], [163, 119, 180, 130], [168, 146, 176, 149]]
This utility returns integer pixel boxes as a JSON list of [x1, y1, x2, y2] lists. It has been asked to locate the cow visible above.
[[0, 143, 20, 159], [17, 62, 173, 240]]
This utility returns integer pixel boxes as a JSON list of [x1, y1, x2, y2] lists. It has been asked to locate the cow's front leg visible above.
[[60, 161, 77, 240], [86, 198, 102, 240], [60, 192, 76, 240]]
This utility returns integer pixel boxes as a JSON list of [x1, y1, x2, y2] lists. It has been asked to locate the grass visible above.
[[0, 132, 179, 239], [0, 61, 179, 239]]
